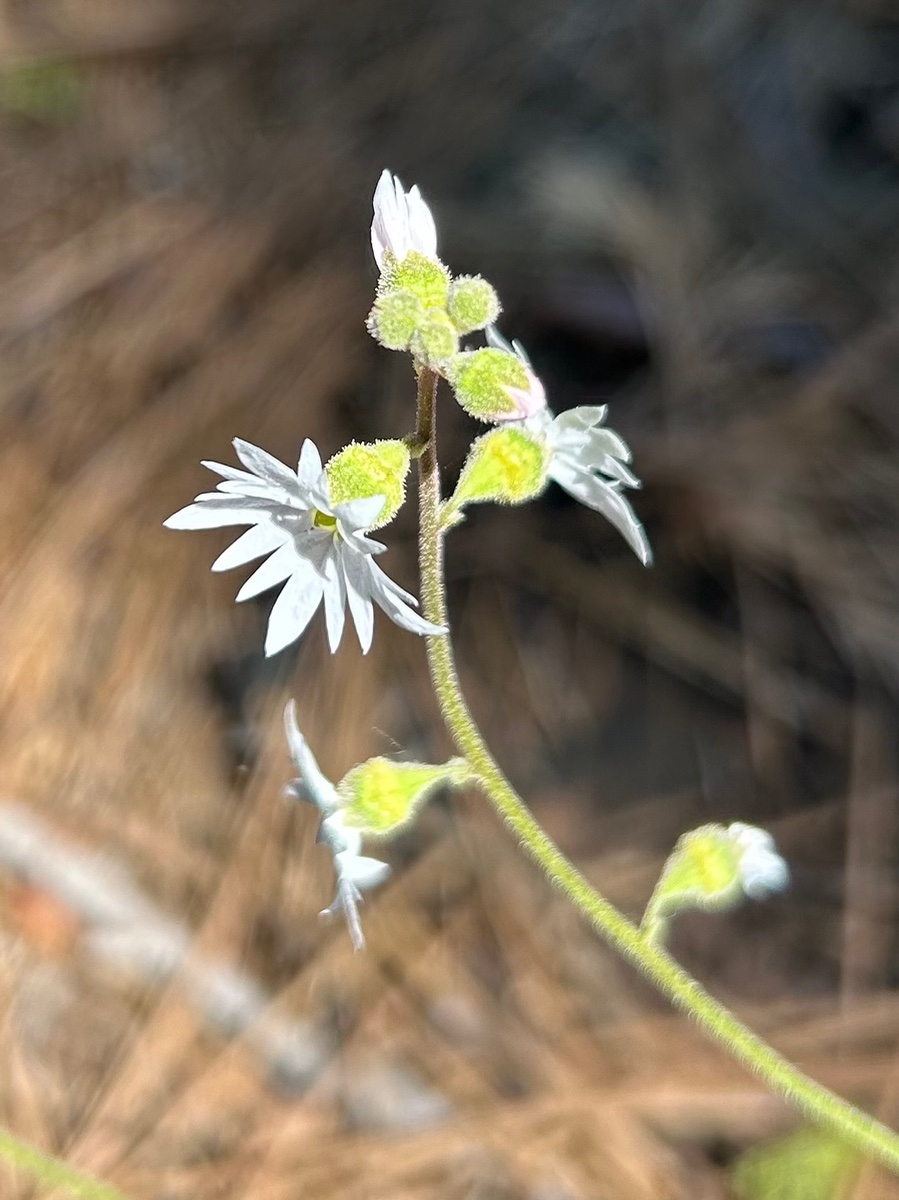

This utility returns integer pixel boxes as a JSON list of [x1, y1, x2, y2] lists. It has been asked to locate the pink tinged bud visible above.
[[497, 368, 547, 422]]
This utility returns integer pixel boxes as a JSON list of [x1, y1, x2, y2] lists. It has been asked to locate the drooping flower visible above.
[[641, 819, 789, 943], [371, 169, 438, 270], [284, 701, 390, 951], [486, 326, 651, 564], [164, 438, 445, 656], [727, 823, 790, 899]]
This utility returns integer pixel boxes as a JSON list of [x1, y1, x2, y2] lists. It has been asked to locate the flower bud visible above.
[[326, 440, 411, 528], [446, 426, 549, 521], [384, 250, 450, 310], [367, 289, 424, 351], [447, 348, 546, 423], [447, 275, 501, 334], [409, 310, 458, 365], [642, 822, 789, 942], [338, 756, 469, 837]]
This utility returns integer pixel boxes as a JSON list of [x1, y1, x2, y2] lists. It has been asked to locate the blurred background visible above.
[[1, 0, 899, 1196]]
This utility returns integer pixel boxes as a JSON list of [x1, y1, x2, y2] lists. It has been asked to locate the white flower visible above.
[[284, 701, 390, 950], [486, 327, 651, 564], [727, 823, 790, 899], [371, 169, 438, 270], [164, 437, 445, 656]]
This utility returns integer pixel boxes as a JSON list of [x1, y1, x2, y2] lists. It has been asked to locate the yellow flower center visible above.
[[312, 510, 337, 530]]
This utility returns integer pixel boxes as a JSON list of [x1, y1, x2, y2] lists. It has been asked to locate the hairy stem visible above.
[[415, 366, 899, 1175], [0, 1128, 127, 1199]]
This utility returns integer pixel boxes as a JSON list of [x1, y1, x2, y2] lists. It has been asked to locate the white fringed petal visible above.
[[548, 457, 652, 566], [211, 523, 286, 572]]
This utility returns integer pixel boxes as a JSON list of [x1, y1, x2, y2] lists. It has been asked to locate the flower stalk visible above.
[[0, 1127, 127, 1199], [161, 167, 899, 1182], [414, 365, 899, 1177]]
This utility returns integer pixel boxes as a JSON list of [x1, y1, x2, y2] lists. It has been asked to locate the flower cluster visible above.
[[163, 169, 788, 950], [368, 172, 651, 563], [447, 328, 651, 564]]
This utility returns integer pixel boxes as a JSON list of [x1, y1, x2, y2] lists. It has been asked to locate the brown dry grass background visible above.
[[1, 0, 899, 1196]]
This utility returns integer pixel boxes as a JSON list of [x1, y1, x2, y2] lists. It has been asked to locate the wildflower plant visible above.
[[158, 167, 899, 1183]]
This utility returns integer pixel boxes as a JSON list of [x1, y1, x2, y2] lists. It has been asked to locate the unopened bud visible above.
[[367, 289, 424, 351], [447, 276, 501, 334], [447, 348, 546, 423]]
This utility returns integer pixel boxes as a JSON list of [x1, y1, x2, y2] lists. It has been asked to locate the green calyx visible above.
[[410, 310, 458, 365], [731, 1128, 861, 1200], [446, 347, 531, 422], [367, 289, 424, 351], [367, 254, 458, 363], [326, 439, 411, 528], [339, 756, 469, 837], [447, 276, 501, 334], [367, 251, 503, 368], [367, 251, 503, 367], [446, 426, 549, 523], [385, 251, 450, 310], [641, 824, 743, 943]]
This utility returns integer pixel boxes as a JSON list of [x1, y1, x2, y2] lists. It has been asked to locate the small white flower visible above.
[[486, 327, 651, 564], [284, 701, 390, 950], [371, 169, 439, 270], [164, 437, 445, 656], [727, 823, 790, 899]]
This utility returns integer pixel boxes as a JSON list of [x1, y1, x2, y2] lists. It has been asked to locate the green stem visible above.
[[0, 1127, 127, 1199], [415, 366, 899, 1175]]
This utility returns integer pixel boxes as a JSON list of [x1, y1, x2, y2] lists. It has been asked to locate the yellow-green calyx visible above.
[[447, 276, 501, 334], [730, 1127, 861, 1200], [339, 756, 469, 837], [446, 426, 549, 522], [641, 824, 744, 942], [410, 310, 458, 365], [446, 347, 531, 422], [367, 255, 458, 363], [386, 251, 450, 309], [367, 289, 424, 351], [326, 439, 411, 529], [367, 254, 500, 367]]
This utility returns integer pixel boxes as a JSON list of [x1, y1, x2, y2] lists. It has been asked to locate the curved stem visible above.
[[415, 366, 899, 1175], [0, 1128, 127, 1199]]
